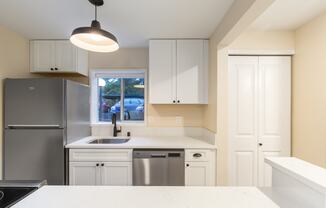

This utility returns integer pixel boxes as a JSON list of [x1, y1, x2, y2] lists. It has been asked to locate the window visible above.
[[92, 70, 145, 123]]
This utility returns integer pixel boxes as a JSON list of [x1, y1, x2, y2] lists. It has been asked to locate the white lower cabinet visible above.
[[69, 149, 132, 186], [185, 149, 216, 186], [69, 148, 216, 186], [69, 162, 100, 185], [101, 162, 132, 186], [185, 162, 212, 186]]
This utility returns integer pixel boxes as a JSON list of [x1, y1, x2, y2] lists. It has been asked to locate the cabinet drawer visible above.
[[69, 149, 132, 162], [185, 149, 212, 162]]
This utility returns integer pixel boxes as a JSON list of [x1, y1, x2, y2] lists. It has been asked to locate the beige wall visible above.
[[0, 26, 90, 178], [89, 49, 148, 69], [211, 29, 295, 185], [0, 25, 206, 177], [229, 29, 295, 50], [204, 0, 276, 185], [203, 40, 218, 132], [203, 0, 276, 133], [0, 26, 30, 178], [292, 12, 326, 168], [89, 48, 204, 127]]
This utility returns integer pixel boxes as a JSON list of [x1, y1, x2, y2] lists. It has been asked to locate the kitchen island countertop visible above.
[[13, 186, 279, 208]]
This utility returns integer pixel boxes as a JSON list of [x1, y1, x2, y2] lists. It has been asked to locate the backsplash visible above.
[[91, 125, 216, 145]]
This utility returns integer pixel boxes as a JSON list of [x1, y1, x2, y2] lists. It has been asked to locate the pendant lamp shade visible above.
[[70, 0, 119, 53]]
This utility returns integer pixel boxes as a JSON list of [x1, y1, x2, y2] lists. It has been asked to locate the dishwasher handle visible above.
[[133, 149, 184, 159], [150, 154, 166, 158]]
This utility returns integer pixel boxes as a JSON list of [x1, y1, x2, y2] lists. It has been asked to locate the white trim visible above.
[[228, 49, 295, 56], [91, 122, 146, 127], [90, 69, 147, 125]]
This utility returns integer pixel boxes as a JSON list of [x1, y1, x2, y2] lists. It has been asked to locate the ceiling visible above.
[[251, 0, 326, 30], [0, 0, 234, 47]]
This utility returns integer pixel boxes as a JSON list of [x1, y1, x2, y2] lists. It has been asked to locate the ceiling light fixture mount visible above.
[[70, 0, 119, 53]]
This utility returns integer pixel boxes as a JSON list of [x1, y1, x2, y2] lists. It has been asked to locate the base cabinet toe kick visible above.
[[68, 148, 216, 186]]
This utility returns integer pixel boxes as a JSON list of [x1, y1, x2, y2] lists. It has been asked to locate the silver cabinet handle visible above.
[[7, 125, 61, 129], [193, 153, 202, 158]]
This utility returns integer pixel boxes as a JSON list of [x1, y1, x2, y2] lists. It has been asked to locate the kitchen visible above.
[[0, 0, 326, 207]]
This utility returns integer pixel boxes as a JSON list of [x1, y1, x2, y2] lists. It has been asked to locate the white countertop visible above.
[[66, 136, 216, 149], [265, 157, 326, 194], [13, 186, 279, 208]]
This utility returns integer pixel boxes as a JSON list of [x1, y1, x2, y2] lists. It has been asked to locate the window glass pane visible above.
[[98, 78, 121, 122], [123, 78, 144, 121]]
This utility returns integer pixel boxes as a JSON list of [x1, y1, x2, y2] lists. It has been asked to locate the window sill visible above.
[[91, 122, 146, 127]]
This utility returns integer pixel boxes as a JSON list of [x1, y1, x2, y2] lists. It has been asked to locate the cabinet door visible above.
[[101, 162, 132, 186], [149, 40, 177, 104], [30, 40, 55, 72], [228, 56, 259, 186], [69, 162, 100, 185], [185, 162, 212, 186], [257, 56, 291, 187], [176, 40, 208, 104], [55, 40, 77, 72]]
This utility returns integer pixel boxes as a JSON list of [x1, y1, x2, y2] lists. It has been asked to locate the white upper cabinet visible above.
[[30, 41, 55, 71], [149, 39, 208, 104], [30, 40, 88, 76], [54, 40, 77, 72], [149, 40, 177, 104], [176, 40, 208, 104]]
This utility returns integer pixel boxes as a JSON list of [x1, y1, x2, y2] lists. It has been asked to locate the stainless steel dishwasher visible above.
[[133, 149, 185, 186]]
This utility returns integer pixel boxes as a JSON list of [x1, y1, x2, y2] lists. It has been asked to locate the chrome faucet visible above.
[[112, 113, 121, 137]]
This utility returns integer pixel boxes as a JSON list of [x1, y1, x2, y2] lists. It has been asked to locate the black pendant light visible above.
[[70, 0, 119, 53]]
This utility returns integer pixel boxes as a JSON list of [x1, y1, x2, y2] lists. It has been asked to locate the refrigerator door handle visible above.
[[7, 125, 62, 129]]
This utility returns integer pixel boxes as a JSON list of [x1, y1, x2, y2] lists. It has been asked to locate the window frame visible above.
[[90, 69, 147, 125]]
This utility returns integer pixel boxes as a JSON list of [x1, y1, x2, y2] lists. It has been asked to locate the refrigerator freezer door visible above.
[[4, 78, 65, 128], [4, 129, 65, 185]]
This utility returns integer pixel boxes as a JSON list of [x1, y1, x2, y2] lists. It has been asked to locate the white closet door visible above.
[[257, 56, 291, 187], [229, 56, 259, 186]]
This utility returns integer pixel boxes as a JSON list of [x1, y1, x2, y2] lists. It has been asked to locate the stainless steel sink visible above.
[[88, 138, 130, 144]]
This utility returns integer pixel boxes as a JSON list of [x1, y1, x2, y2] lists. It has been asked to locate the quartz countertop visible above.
[[13, 186, 279, 208], [66, 136, 216, 149], [265, 157, 326, 194]]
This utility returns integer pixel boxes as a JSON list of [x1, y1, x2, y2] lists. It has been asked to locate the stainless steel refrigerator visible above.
[[3, 78, 90, 185]]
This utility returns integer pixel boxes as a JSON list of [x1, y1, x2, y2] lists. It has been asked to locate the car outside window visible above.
[[97, 75, 145, 123]]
